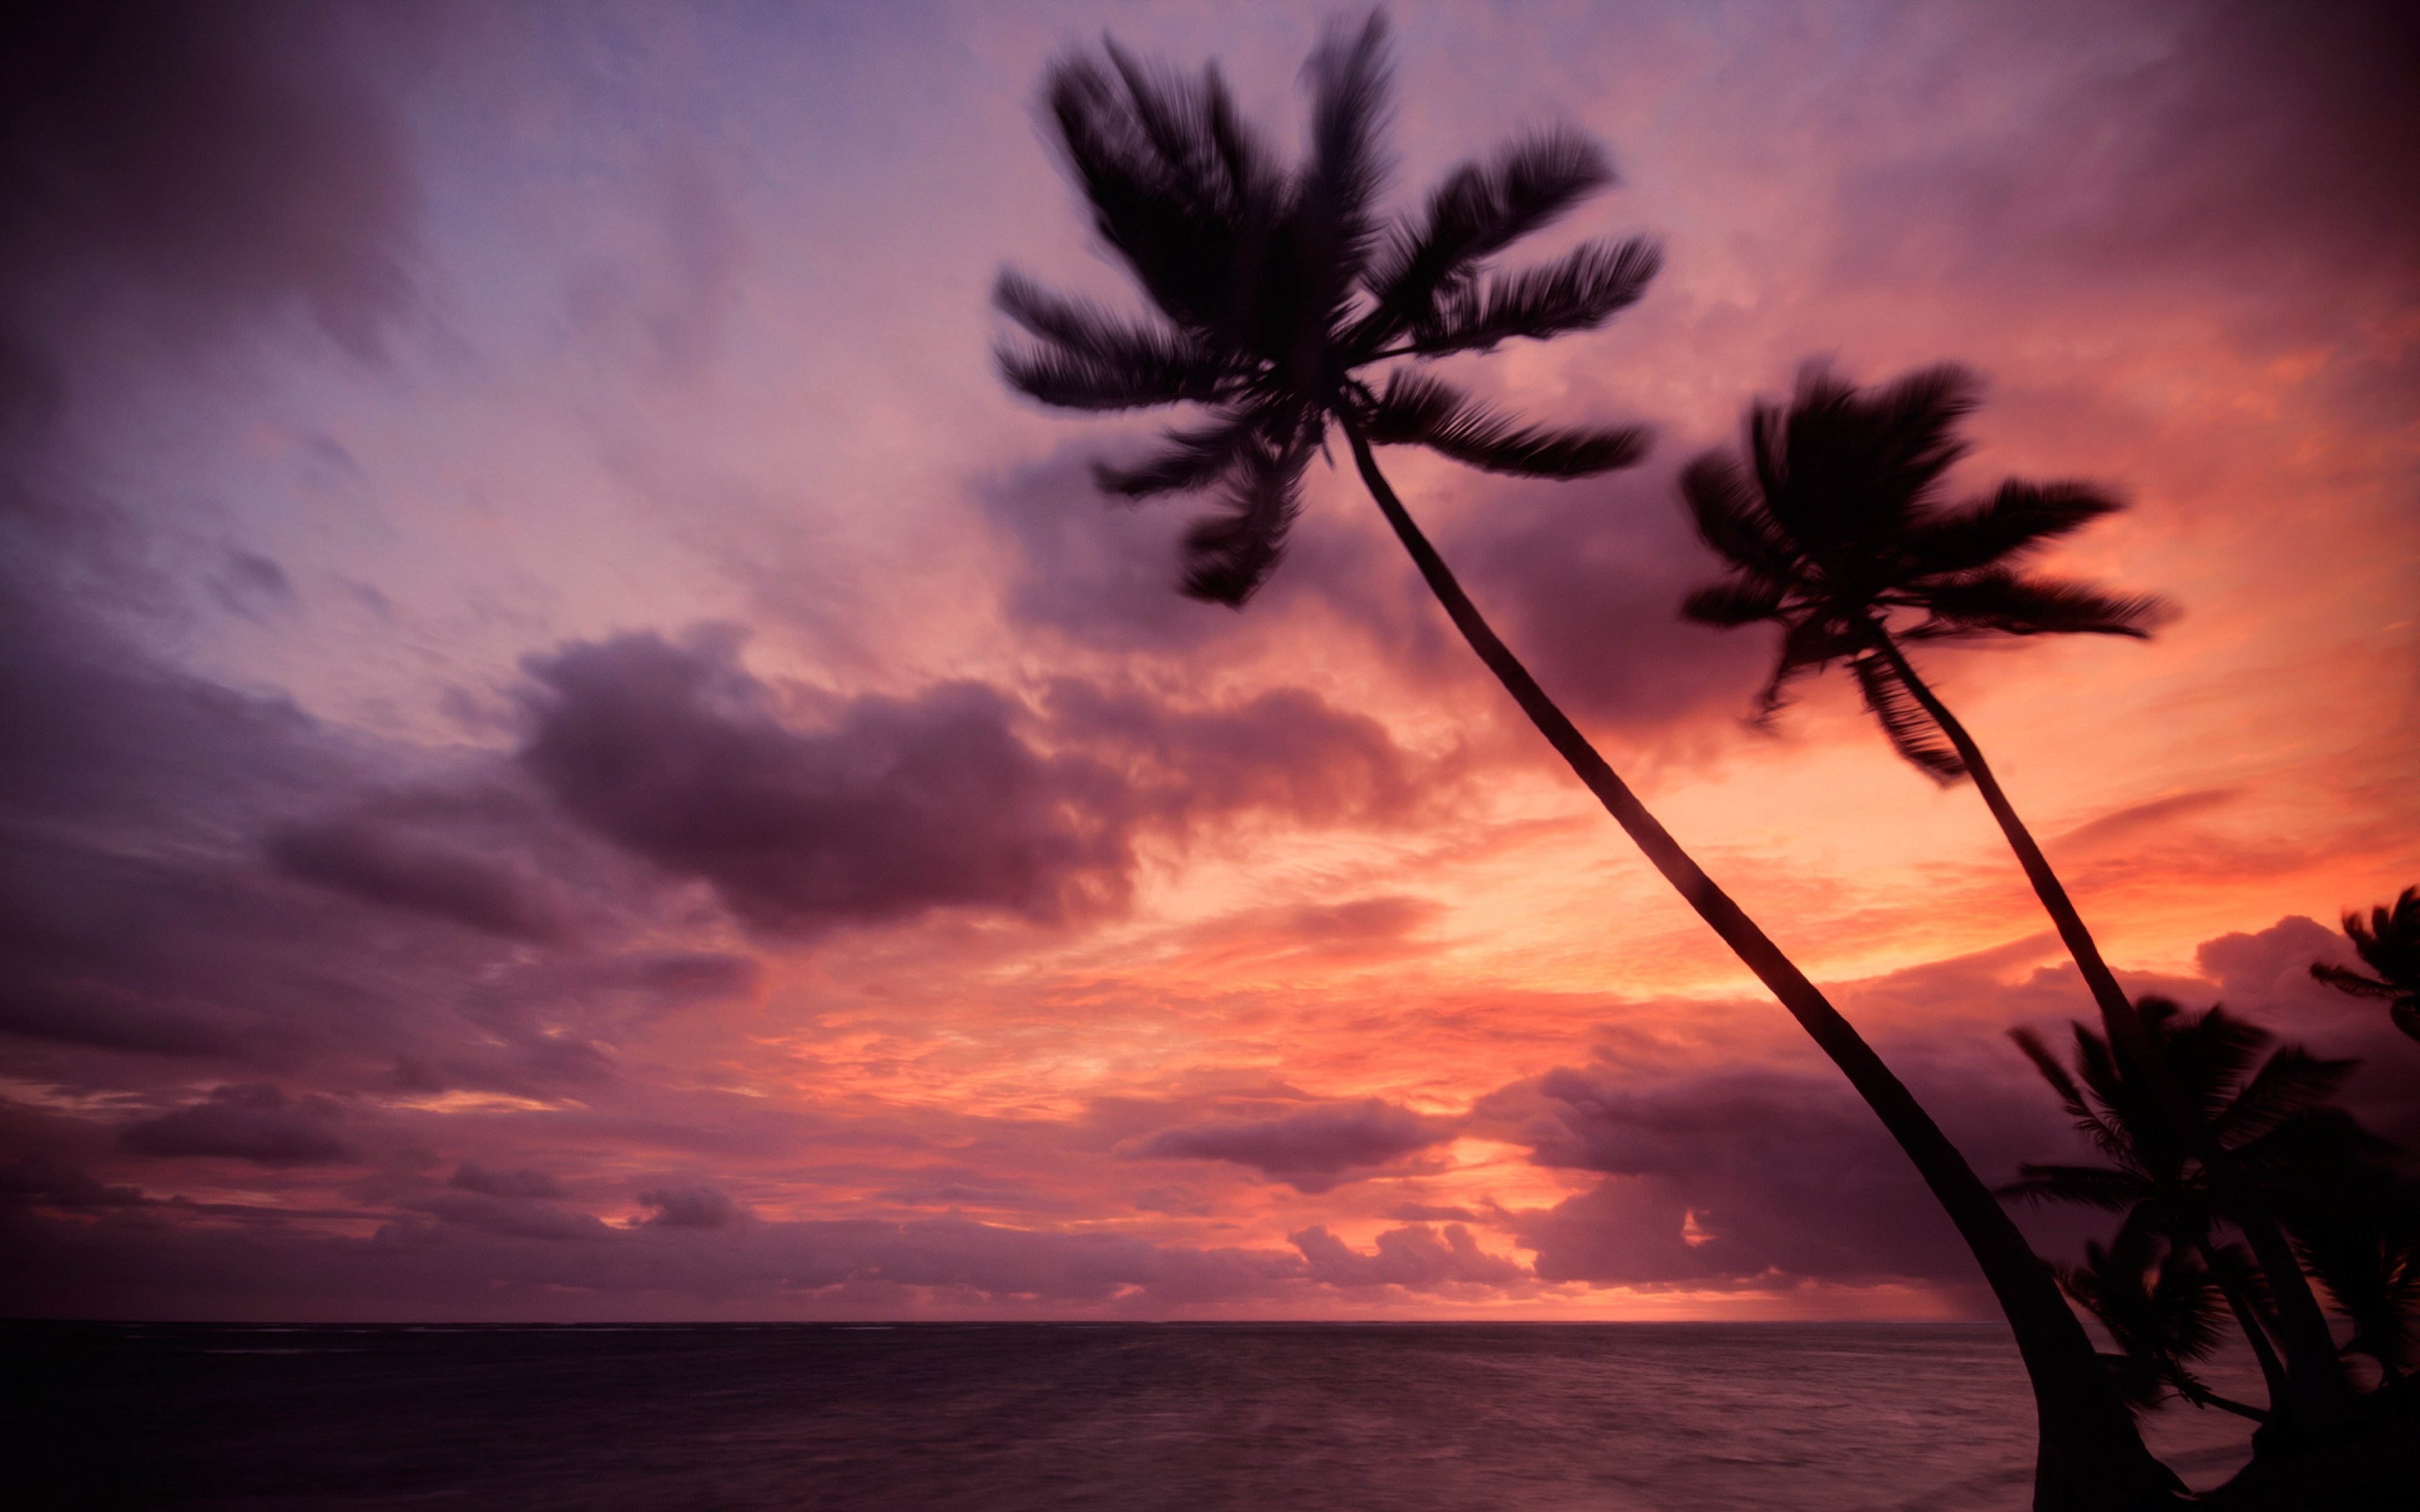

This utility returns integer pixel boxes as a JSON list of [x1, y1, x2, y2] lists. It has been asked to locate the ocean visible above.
[[13, 1321, 2262, 1509]]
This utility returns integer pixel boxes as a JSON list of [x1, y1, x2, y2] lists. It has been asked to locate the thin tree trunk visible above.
[[1342, 426, 2181, 1512], [2196, 1237, 2290, 1415], [1864, 631, 2353, 1439]]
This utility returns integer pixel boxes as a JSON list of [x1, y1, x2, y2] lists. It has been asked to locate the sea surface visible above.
[[12, 1321, 2262, 1510]]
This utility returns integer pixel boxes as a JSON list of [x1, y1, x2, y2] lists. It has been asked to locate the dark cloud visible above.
[[517, 630, 1422, 939], [517, 631, 1134, 936], [0, 0, 421, 364], [1134, 1099, 1459, 1194], [636, 1184, 747, 1229], [118, 1084, 352, 1167], [268, 816, 568, 942]]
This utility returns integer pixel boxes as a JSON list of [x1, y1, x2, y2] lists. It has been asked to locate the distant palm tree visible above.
[[996, 18, 2176, 1508], [2289, 1177, 2420, 1383], [2002, 997, 2365, 1418], [2312, 886, 2420, 1045], [2060, 1211, 2267, 1423], [1677, 362, 2356, 1435]]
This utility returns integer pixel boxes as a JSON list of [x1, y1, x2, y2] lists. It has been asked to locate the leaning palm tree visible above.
[[2311, 886, 2420, 1045], [1676, 362, 2355, 1436], [995, 17, 2177, 1508], [2002, 997, 2366, 1420]]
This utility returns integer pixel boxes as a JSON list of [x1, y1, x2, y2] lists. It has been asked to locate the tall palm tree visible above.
[[2001, 997, 2366, 1419], [994, 18, 2178, 1508], [2312, 886, 2420, 1045], [1676, 362, 2355, 1435]]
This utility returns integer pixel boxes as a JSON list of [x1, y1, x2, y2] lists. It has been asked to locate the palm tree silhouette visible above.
[[2311, 886, 2420, 1045], [996, 18, 2177, 1508], [1677, 362, 2355, 1436], [2059, 1211, 2268, 1423], [2002, 997, 2365, 1421]]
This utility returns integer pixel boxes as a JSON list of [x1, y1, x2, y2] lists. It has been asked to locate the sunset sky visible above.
[[3, 0, 2414, 1322]]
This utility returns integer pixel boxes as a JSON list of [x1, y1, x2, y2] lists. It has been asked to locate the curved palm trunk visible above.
[[1342, 426, 2179, 1512], [1864, 631, 2353, 1439]]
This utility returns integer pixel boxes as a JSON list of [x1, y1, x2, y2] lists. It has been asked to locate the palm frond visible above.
[[1357, 127, 1609, 346], [1848, 651, 1964, 781], [1178, 437, 1309, 605], [1363, 371, 1646, 476], [1679, 577, 1785, 629], [1044, 48, 1281, 338], [1678, 451, 1801, 580], [1859, 362, 1981, 505], [1904, 480, 2128, 576], [993, 272, 1230, 410], [1915, 570, 2170, 640], [1294, 11, 1392, 308], [2211, 1041, 2356, 1148], [1747, 615, 1860, 724], [1414, 236, 1660, 355], [1093, 415, 1262, 498], [2310, 962, 2399, 1000], [2002, 1163, 2148, 1212]]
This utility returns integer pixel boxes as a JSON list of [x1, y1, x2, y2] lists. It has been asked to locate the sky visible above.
[[1, 0, 2414, 1324]]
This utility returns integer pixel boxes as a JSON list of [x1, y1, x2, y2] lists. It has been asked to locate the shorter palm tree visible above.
[[1676, 362, 2355, 1430], [2061, 1212, 2267, 1423], [2311, 886, 2420, 1045], [2003, 997, 2369, 1418]]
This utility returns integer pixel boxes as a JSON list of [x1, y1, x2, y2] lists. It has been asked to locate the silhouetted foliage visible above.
[[1679, 364, 2361, 1438], [2060, 1212, 2266, 1421], [1676, 362, 2165, 779], [1000, 18, 2182, 1507], [994, 12, 1655, 604], [2312, 886, 2420, 1045], [2007, 996, 2411, 1411]]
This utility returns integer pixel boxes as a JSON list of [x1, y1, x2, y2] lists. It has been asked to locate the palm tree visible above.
[[1676, 362, 2356, 1436], [2060, 1211, 2268, 1423], [2311, 886, 2420, 1045], [2002, 997, 2366, 1419], [994, 18, 2178, 1508]]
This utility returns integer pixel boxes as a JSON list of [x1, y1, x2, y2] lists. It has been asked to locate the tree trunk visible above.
[[1342, 426, 2181, 1511], [1864, 631, 2353, 1440], [2197, 1237, 2291, 1416]]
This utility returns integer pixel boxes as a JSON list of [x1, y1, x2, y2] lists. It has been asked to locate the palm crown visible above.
[[1678, 362, 2166, 779], [994, 13, 1659, 604], [2001, 997, 2363, 1229], [2310, 886, 2420, 1043]]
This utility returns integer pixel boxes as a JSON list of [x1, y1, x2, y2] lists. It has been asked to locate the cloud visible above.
[[268, 816, 568, 942], [1290, 1223, 1525, 1290], [118, 1084, 352, 1167], [1134, 1099, 1459, 1193], [2053, 788, 2239, 853], [0, 0, 421, 362], [517, 630, 1134, 936], [517, 629, 1424, 938], [636, 1184, 749, 1229]]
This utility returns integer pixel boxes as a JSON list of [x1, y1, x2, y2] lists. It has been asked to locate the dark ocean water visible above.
[[11, 1321, 2260, 1510]]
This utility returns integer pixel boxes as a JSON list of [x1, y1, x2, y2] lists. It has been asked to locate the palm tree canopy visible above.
[[2311, 886, 2420, 1039], [2000, 997, 2371, 1232], [994, 11, 1659, 604], [1676, 362, 2169, 778]]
